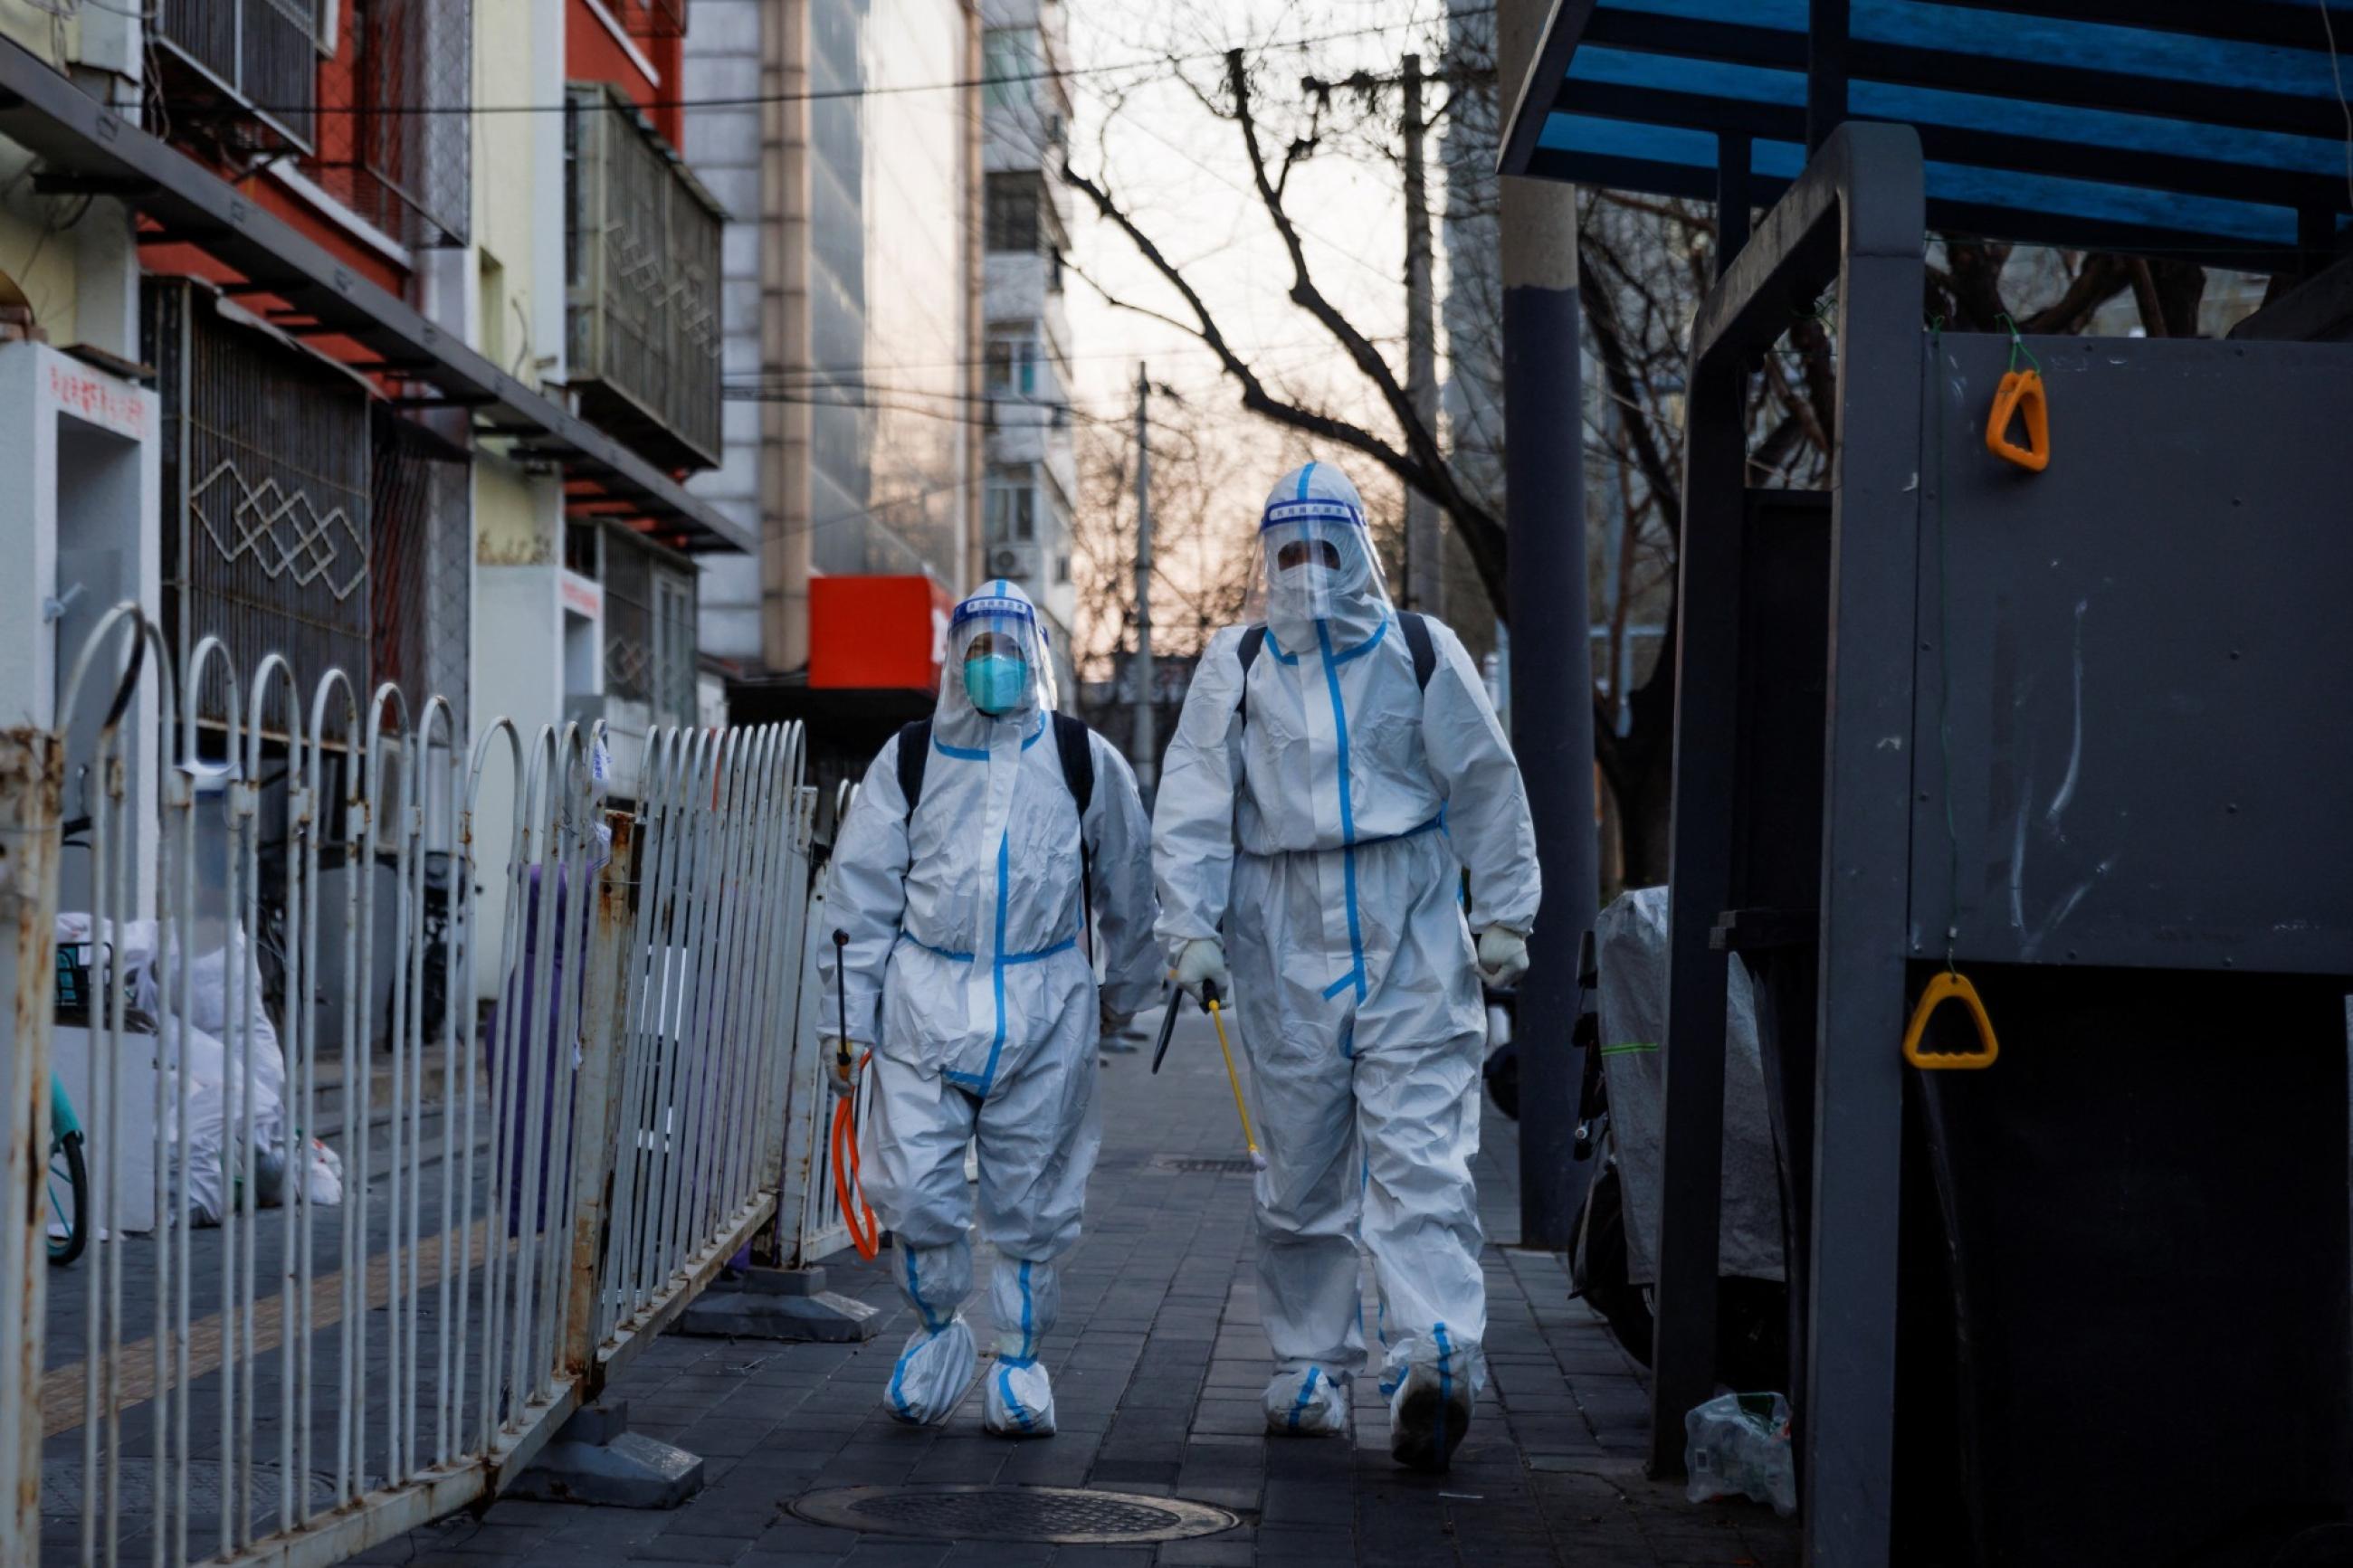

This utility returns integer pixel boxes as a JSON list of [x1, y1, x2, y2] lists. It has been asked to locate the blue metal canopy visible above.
[[1498, 0, 2353, 271]]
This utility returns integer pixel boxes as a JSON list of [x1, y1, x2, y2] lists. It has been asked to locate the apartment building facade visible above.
[[0, 0, 745, 990], [978, 0, 1078, 692], [685, 0, 983, 689]]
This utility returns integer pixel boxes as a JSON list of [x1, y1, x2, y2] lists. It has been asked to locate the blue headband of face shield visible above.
[[1260, 497, 1366, 533], [949, 593, 1035, 631]]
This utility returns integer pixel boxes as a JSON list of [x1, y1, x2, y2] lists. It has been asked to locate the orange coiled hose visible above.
[[831, 1052, 880, 1259]]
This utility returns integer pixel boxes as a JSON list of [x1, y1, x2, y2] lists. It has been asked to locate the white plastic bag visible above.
[[253, 1134, 343, 1209], [1685, 1391, 1796, 1516]]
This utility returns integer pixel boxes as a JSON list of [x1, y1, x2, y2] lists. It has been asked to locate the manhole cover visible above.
[[793, 1484, 1238, 1544], [1154, 1155, 1258, 1174], [42, 1458, 342, 1521]]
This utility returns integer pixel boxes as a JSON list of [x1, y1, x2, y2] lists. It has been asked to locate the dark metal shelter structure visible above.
[[1500, 6, 2353, 1564]]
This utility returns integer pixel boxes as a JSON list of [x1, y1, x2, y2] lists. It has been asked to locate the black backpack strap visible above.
[[895, 718, 931, 822], [1051, 713, 1098, 965], [1235, 624, 1268, 727], [1398, 611, 1437, 691], [1052, 712, 1094, 821]]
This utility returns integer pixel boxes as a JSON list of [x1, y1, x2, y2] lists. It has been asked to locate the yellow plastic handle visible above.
[[1986, 368, 2050, 472], [1902, 970, 2000, 1069]]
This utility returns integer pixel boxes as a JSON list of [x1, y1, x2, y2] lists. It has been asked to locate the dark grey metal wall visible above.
[[1914, 334, 2353, 979]]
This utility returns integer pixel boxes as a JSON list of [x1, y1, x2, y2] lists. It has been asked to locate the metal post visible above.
[[1717, 133, 1752, 279], [0, 728, 61, 1566], [1403, 52, 1442, 616], [1500, 0, 1598, 1250], [1808, 0, 1849, 153], [563, 808, 638, 1389], [1646, 349, 1745, 1476], [1131, 364, 1157, 803], [1804, 185, 1923, 1568], [1645, 137, 1758, 1454]]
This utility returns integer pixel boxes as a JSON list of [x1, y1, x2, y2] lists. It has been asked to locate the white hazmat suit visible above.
[[824, 581, 1159, 1437], [1153, 462, 1539, 1470]]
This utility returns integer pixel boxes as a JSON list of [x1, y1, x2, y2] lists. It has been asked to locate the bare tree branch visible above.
[[1577, 261, 1682, 538], [1060, 158, 1416, 477], [1059, 51, 1511, 616], [2024, 252, 2133, 334], [1221, 51, 1495, 556]]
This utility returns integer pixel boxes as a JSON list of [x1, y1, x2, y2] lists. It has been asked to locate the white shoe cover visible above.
[[1388, 1361, 1473, 1471], [883, 1316, 976, 1426], [1262, 1366, 1350, 1437], [983, 1356, 1057, 1438]]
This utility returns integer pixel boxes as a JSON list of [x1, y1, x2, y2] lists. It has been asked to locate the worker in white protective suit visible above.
[[1152, 461, 1538, 1471], [822, 580, 1160, 1438]]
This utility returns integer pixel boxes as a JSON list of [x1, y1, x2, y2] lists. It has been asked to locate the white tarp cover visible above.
[[55, 915, 340, 1227], [1592, 888, 1785, 1285]]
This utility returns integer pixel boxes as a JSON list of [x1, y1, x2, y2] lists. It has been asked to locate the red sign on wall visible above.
[[809, 576, 953, 693]]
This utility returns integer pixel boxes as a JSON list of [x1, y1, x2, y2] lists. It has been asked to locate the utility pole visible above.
[[1500, 0, 1598, 1253], [1402, 52, 1442, 616], [1130, 364, 1157, 806]]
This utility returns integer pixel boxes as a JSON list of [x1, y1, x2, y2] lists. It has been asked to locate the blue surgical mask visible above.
[[963, 653, 1029, 715]]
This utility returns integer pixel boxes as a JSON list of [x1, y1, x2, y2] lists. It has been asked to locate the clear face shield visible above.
[[941, 592, 1059, 721], [1242, 497, 1393, 630]]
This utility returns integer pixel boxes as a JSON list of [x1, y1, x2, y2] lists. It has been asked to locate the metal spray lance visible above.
[[1201, 979, 1265, 1172]]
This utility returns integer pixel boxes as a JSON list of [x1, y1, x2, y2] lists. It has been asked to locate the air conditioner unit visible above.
[[988, 545, 1040, 580]]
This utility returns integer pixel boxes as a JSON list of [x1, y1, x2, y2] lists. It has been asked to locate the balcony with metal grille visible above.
[[310, 0, 474, 248], [147, 280, 478, 740], [153, 0, 321, 153], [566, 82, 726, 473]]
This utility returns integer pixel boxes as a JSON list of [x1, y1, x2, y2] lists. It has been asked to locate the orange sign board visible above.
[[809, 575, 954, 692]]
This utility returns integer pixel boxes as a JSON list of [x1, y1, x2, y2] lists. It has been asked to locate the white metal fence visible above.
[[0, 606, 823, 1567]]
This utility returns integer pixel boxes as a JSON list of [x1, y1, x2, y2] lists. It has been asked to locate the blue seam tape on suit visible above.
[[1287, 1365, 1322, 1432]]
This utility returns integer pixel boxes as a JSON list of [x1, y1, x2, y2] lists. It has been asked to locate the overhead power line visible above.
[[717, 331, 1407, 384], [173, 7, 1497, 119]]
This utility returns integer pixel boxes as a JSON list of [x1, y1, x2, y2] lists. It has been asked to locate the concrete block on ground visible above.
[[508, 1401, 706, 1509], [675, 1266, 881, 1343]]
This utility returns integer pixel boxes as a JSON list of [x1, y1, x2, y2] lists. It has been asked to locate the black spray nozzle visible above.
[[1200, 978, 1222, 1012], [831, 929, 851, 1065]]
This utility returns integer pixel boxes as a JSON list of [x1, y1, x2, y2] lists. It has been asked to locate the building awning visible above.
[[0, 35, 753, 556], [1498, 0, 2353, 273]]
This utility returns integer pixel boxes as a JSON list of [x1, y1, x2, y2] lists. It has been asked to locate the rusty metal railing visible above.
[[1, 607, 813, 1566]]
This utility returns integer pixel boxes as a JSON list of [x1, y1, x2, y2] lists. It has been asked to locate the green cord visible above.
[[1931, 327, 1961, 972], [1996, 312, 2041, 375]]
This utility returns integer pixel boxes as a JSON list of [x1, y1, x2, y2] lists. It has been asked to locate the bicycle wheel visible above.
[[47, 1130, 87, 1267]]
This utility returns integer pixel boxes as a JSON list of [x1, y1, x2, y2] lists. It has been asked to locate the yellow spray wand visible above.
[[1200, 980, 1265, 1172]]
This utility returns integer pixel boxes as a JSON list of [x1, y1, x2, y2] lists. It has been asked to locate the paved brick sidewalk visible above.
[[371, 1005, 1797, 1568]]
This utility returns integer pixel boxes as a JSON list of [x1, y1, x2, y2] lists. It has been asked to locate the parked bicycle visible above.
[[46, 936, 98, 1269], [47, 1069, 86, 1267]]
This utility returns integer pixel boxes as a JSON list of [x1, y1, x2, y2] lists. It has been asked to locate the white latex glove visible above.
[[1475, 927, 1530, 988], [1173, 938, 1230, 1005], [824, 1039, 854, 1098]]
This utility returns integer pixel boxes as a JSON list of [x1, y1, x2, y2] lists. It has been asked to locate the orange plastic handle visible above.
[[1985, 368, 2050, 472], [1903, 970, 2000, 1069], [831, 1055, 881, 1259]]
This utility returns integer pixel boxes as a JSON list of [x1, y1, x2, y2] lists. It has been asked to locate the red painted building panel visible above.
[[568, 0, 685, 144], [811, 578, 957, 693], [147, 0, 408, 365]]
